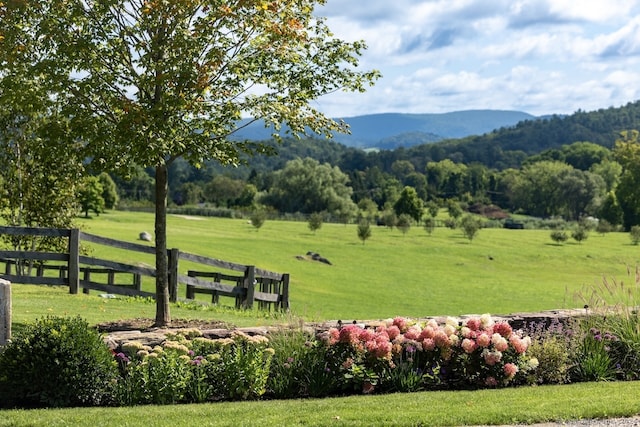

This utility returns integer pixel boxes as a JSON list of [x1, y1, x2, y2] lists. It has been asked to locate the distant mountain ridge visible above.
[[234, 110, 537, 149]]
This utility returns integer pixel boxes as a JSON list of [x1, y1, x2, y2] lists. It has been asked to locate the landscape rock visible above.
[[305, 251, 332, 265], [139, 231, 152, 242]]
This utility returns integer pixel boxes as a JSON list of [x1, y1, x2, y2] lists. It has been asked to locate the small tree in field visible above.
[[550, 230, 569, 245], [250, 208, 267, 231], [78, 176, 105, 218], [460, 215, 482, 242], [98, 172, 119, 210], [424, 217, 436, 235], [425, 200, 440, 218], [308, 212, 324, 235], [630, 226, 640, 245], [357, 220, 372, 245], [396, 214, 411, 236], [571, 227, 589, 244]]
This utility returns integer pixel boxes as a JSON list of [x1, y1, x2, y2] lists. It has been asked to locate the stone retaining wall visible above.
[[103, 307, 589, 351]]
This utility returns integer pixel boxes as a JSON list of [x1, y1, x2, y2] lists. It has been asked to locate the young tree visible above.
[[396, 214, 411, 236], [460, 215, 482, 242], [357, 220, 372, 245], [425, 200, 440, 218], [308, 212, 324, 234], [571, 227, 589, 244], [2, 0, 379, 326], [98, 172, 119, 210], [78, 176, 105, 218], [446, 200, 463, 221], [250, 208, 266, 231], [423, 217, 436, 235], [550, 230, 569, 245]]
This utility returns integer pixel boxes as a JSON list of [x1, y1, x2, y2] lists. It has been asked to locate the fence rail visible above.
[[0, 226, 289, 311]]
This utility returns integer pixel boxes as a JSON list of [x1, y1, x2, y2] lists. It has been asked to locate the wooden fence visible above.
[[0, 226, 289, 311]]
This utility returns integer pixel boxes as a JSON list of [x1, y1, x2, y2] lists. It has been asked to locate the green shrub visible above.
[[0, 316, 117, 408], [266, 326, 346, 398], [423, 217, 436, 235], [571, 227, 589, 244], [114, 330, 274, 405], [524, 323, 572, 385], [550, 230, 568, 244]]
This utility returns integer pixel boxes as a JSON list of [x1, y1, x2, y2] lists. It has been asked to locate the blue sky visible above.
[[314, 0, 640, 118]]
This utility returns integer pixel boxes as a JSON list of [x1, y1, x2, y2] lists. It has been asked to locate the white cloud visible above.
[[316, 0, 640, 117]]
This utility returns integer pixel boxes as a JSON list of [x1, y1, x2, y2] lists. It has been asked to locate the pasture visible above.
[[68, 210, 640, 321]]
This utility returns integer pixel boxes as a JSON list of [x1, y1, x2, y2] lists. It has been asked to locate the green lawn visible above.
[[1, 382, 640, 426], [75, 211, 640, 321]]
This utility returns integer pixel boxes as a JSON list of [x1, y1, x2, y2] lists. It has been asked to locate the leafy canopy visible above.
[[0, 0, 379, 325]]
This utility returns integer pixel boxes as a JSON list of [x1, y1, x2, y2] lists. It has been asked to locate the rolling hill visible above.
[[234, 110, 537, 149]]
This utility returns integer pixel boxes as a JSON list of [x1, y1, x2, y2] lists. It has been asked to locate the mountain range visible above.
[[235, 110, 538, 150]]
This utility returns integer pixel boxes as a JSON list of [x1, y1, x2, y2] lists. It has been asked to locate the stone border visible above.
[[103, 307, 590, 351]]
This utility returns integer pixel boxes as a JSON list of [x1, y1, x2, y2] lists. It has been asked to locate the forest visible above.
[[106, 101, 640, 230]]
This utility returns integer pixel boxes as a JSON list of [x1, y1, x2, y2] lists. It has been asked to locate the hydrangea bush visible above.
[[317, 314, 538, 394]]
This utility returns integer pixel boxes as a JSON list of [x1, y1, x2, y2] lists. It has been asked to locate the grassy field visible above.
[[5, 210, 640, 425], [71, 210, 640, 321]]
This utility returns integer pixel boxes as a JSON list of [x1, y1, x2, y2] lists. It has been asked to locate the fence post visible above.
[[244, 266, 256, 309], [168, 248, 179, 303], [0, 278, 11, 347], [68, 229, 80, 294], [281, 274, 290, 311]]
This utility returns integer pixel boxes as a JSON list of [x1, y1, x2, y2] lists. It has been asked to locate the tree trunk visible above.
[[154, 162, 171, 327]]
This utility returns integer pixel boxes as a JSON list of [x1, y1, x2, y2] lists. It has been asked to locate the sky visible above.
[[313, 0, 640, 119]]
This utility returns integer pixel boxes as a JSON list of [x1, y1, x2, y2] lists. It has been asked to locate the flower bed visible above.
[[0, 309, 637, 408]]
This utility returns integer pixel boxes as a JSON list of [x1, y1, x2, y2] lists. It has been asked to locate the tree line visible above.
[[101, 136, 637, 231]]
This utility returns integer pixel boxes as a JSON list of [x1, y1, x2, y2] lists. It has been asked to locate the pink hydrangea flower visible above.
[[339, 325, 363, 346], [493, 322, 513, 338], [359, 328, 376, 343], [509, 335, 529, 354], [434, 330, 450, 348], [476, 333, 491, 348], [461, 338, 477, 354], [419, 326, 436, 340], [422, 338, 436, 351], [483, 349, 502, 366], [504, 363, 519, 379], [466, 318, 481, 331], [443, 324, 457, 336], [392, 317, 408, 333], [404, 326, 422, 341], [386, 325, 401, 340], [492, 334, 509, 352]]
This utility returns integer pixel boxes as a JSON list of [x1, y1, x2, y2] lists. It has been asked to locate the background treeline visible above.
[[105, 101, 640, 230]]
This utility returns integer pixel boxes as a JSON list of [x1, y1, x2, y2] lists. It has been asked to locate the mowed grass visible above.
[[2, 382, 640, 426], [71, 210, 640, 321]]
